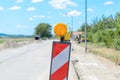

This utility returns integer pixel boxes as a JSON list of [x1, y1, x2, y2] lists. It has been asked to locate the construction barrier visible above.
[[49, 41, 71, 80]]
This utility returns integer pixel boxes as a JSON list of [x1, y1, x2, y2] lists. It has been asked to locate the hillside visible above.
[[0, 33, 32, 38]]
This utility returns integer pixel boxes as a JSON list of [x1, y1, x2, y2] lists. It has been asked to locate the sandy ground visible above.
[[71, 42, 120, 80]]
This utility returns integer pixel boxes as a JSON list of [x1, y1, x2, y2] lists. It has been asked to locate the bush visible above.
[[103, 38, 111, 48], [113, 38, 120, 50], [102, 30, 114, 48], [91, 31, 104, 43]]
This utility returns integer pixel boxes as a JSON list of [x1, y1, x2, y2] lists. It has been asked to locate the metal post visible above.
[[71, 16, 73, 40], [85, 0, 87, 52], [71, 16, 73, 32], [65, 13, 74, 41]]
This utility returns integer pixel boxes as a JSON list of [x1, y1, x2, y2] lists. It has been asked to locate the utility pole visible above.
[[71, 16, 73, 41], [85, 0, 87, 52], [65, 13, 74, 41], [71, 16, 73, 32]]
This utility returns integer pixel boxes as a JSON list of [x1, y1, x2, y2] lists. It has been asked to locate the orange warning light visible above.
[[54, 23, 67, 37]]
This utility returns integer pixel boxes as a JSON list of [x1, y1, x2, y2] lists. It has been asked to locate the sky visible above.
[[0, 0, 120, 35]]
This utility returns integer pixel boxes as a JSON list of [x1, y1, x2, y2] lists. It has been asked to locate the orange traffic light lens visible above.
[[54, 23, 67, 37]]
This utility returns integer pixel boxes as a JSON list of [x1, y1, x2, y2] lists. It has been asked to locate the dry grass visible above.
[[0, 38, 34, 49], [80, 42, 120, 64], [0, 40, 4, 44], [0, 38, 33, 43]]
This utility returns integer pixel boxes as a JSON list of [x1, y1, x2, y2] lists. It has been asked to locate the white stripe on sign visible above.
[[64, 77, 67, 80], [51, 46, 70, 74]]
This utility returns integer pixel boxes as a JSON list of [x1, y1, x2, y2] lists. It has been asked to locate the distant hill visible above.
[[0, 33, 8, 37], [0, 33, 32, 38]]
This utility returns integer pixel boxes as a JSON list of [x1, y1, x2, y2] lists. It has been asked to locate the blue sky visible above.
[[0, 0, 119, 35]]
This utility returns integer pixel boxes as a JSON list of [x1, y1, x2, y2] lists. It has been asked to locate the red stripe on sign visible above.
[[52, 42, 69, 58], [51, 62, 68, 80]]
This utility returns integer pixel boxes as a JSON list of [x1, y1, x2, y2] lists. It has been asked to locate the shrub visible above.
[[113, 38, 120, 50]]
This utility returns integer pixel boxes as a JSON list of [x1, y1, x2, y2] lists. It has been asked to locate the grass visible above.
[[79, 42, 120, 64], [0, 38, 33, 44], [14, 38, 33, 42], [0, 40, 4, 44]]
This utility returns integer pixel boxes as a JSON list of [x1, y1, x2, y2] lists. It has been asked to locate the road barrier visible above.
[[49, 23, 71, 80], [49, 41, 71, 80]]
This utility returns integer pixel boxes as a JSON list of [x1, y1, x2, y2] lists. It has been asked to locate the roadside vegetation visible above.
[[78, 12, 120, 50], [0, 38, 34, 50], [0, 39, 4, 44], [78, 12, 120, 64], [34, 23, 52, 38], [0, 38, 33, 44], [80, 42, 120, 64]]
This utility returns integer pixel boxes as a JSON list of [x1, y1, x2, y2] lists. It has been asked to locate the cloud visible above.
[[27, 7, 36, 11], [49, 0, 77, 9], [0, 6, 4, 11], [33, 15, 45, 18], [16, 24, 29, 29], [29, 15, 45, 21], [8, 6, 21, 10], [104, 1, 113, 5], [66, 10, 82, 16], [28, 17, 35, 21], [31, 0, 43, 3], [16, 0, 24, 3], [87, 8, 93, 12]]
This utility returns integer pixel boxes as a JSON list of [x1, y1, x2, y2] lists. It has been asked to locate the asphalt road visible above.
[[0, 40, 52, 80], [0, 40, 78, 80], [1, 40, 118, 80]]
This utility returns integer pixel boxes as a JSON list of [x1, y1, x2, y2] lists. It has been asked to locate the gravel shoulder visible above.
[[71, 42, 120, 80]]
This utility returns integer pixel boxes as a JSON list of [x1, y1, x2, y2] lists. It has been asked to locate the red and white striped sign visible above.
[[49, 41, 71, 80]]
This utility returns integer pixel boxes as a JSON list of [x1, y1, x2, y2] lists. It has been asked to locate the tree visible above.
[[77, 12, 120, 49], [115, 12, 120, 36], [114, 12, 120, 50], [35, 23, 52, 38], [77, 23, 91, 32]]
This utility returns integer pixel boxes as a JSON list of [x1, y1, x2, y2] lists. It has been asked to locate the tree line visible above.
[[78, 12, 120, 50], [34, 23, 52, 38]]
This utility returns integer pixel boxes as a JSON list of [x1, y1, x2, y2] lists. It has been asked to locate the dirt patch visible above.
[[3, 40, 19, 48], [79, 42, 120, 65], [72, 43, 120, 80], [0, 40, 37, 50]]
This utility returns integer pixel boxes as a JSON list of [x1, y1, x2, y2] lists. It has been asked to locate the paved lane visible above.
[[0, 40, 52, 80]]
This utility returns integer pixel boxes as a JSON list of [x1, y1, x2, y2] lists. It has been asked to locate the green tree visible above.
[[115, 12, 120, 36], [35, 23, 52, 38], [114, 12, 120, 50], [77, 12, 120, 50], [77, 23, 91, 32]]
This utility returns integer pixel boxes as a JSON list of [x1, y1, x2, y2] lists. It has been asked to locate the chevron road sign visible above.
[[49, 41, 71, 80]]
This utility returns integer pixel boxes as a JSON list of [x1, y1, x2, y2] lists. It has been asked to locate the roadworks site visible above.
[[0, 39, 120, 65]]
